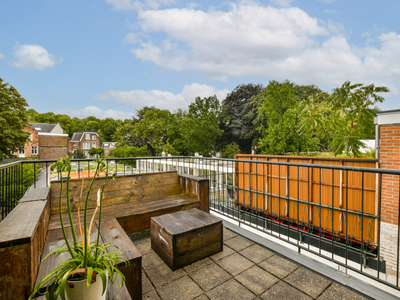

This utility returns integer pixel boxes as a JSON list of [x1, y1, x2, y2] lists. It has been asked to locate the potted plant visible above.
[[29, 156, 128, 300]]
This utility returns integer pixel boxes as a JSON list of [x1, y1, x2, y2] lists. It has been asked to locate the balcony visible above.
[[1, 156, 400, 299]]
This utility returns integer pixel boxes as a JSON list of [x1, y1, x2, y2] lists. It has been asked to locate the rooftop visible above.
[[132, 226, 370, 300]]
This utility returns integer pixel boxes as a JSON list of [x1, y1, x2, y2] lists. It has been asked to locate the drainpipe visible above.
[[374, 116, 379, 159]]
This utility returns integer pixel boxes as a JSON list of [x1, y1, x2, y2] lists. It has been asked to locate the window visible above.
[[85, 133, 90, 140], [83, 143, 90, 149], [31, 146, 38, 155], [92, 135, 96, 140], [92, 142, 96, 148], [19, 148, 25, 157], [30, 134, 33, 141]]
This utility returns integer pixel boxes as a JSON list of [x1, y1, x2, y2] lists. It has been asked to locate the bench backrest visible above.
[[50, 171, 181, 214]]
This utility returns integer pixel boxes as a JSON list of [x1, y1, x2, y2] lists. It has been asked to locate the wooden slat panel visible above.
[[50, 172, 181, 214]]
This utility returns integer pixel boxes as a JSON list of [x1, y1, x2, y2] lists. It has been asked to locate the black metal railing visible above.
[[1, 155, 400, 293]]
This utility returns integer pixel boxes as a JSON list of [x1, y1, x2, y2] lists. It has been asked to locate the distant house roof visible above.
[[29, 122, 57, 133], [102, 142, 116, 148], [70, 132, 83, 142]]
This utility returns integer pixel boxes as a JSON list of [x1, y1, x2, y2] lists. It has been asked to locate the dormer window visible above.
[[85, 133, 90, 140], [92, 135, 96, 140]]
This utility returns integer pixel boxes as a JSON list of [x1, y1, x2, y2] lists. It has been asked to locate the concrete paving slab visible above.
[[239, 244, 274, 264], [224, 235, 254, 252], [223, 227, 238, 241], [209, 245, 235, 262], [260, 281, 312, 300], [317, 283, 370, 300], [206, 279, 256, 300], [142, 252, 166, 271], [184, 257, 214, 274], [143, 289, 161, 300], [157, 275, 203, 300], [132, 236, 152, 255], [194, 295, 209, 300], [145, 262, 187, 288], [189, 262, 232, 291], [217, 252, 254, 276], [284, 268, 332, 299], [142, 271, 155, 294], [235, 265, 279, 295], [258, 254, 299, 278]]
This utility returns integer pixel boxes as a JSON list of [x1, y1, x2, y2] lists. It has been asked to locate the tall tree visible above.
[[298, 81, 389, 156], [219, 83, 263, 153], [0, 78, 30, 160]]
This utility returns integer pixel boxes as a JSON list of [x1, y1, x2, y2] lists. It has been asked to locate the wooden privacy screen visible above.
[[235, 155, 380, 247]]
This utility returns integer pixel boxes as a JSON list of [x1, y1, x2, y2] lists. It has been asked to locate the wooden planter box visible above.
[[151, 208, 222, 270]]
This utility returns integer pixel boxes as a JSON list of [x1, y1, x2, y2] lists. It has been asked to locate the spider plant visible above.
[[29, 156, 128, 300]]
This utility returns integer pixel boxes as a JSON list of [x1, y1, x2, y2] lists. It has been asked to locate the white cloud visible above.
[[11, 44, 61, 71], [55, 106, 134, 120], [270, 0, 292, 7], [94, 83, 229, 111], [0, 52, 5, 59], [106, 0, 176, 10], [318, 0, 338, 3], [127, 2, 400, 94]]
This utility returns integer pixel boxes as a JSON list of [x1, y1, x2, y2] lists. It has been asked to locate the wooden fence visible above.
[[235, 154, 380, 248]]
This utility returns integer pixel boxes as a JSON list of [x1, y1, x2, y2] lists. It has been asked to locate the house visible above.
[[69, 130, 102, 158], [101, 142, 117, 156], [15, 123, 68, 160]]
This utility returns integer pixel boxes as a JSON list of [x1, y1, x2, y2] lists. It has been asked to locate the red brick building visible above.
[[375, 109, 400, 275], [15, 123, 68, 160], [69, 131, 102, 158]]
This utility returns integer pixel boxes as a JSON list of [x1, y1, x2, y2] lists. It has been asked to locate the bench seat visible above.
[[48, 194, 200, 233], [35, 219, 140, 299]]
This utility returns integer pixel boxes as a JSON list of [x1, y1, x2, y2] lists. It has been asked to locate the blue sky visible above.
[[1, 0, 399, 119]]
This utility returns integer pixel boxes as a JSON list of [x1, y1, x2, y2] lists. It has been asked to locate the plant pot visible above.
[[65, 269, 108, 300]]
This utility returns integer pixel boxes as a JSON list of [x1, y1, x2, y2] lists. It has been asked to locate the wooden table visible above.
[[151, 208, 223, 270]]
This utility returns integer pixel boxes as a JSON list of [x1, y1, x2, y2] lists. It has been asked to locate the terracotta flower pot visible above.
[[65, 269, 108, 300]]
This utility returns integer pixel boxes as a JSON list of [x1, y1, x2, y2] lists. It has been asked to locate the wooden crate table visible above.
[[150, 208, 223, 270]]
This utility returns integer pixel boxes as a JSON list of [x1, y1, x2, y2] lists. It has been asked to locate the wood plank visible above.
[[107, 276, 132, 300], [48, 195, 200, 231], [99, 219, 142, 300], [0, 201, 48, 247], [19, 187, 50, 203]]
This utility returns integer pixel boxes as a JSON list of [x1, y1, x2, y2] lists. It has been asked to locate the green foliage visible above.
[[221, 142, 241, 159], [75, 149, 86, 159], [88, 147, 104, 157], [0, 78, 30, 160], [218, 83, 264, 153], [297, 81, 389, 157], [176, 96, 226, 156], [29, 157, 126, 300], [257, 80, 319, 155], [109, 145, 148, 166]]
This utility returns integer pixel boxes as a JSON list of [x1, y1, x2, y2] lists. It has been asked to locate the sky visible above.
[[1, 0, 399, 120]]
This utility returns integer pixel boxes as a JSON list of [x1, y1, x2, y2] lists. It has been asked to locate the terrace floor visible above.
[[130, 227, 371, 300]]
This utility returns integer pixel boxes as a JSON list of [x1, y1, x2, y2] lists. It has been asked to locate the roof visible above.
[[376, 108, 400, 115], [70, 132, 83, 142], [102, 142, 116, 148], [29, 122, 57, 133]]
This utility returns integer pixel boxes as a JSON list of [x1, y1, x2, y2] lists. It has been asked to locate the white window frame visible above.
[[92, 142, 96, 148], [85, 133, 90, 140], [92, 135, 96, 140], [31, 146, 38, 155], [83, 142, 90, 150]]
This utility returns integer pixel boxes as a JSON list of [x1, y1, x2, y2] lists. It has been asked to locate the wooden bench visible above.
[[0, 187, 50, 300], [49, 171, 209, 234], [0, 171, 210, 299], [151, 208, 223, 270]]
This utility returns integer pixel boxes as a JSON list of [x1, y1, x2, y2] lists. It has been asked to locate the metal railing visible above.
[[1, 155, 400, 293]]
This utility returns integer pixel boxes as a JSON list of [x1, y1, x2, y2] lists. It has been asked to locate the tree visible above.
[[218, 83, 263, 153], [110, 145, 148, 166], [221, 142, 241, 158], [75, 149, 86, 159], [135, 109, 177, 156], [178, 96, 226, 156], [257, 80, 319, 155], [88, 147, 104, 157], [0, 78, 30, 160], [298, 81, 389, 157]]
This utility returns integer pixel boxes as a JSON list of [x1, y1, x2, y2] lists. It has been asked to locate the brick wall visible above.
[[380, 124, 400, 225], [39, 135, 68, 160]]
